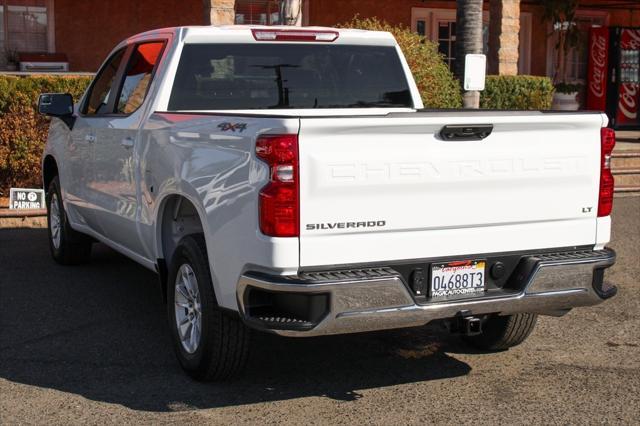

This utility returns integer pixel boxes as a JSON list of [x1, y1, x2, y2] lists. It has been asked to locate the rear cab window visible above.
[[168, 43, 414, 110]]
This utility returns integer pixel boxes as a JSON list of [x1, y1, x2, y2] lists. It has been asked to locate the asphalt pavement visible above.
[[0, 198, 638, 425]]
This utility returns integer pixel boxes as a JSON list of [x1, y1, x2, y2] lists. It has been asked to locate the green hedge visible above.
[[339, 17, 462, 109], [480, 75, 554, 110], [0, 75, 91, 195], [0, 75, 91, 111]]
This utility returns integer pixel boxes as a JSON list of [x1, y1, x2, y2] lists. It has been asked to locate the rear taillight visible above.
[[256, 134, 299, 237], [598, 128, 616, 217], [251, 29, 339, 42]]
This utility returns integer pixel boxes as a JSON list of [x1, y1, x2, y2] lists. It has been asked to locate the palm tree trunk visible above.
[[455, 0, 484, 108], [557, 30, 567, 84], [282, 0, 302, 26]]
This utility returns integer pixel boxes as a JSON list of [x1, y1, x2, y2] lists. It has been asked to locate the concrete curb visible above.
[[0, 209, 47, 218], [0, 216, 47, 229], [0, 207, 47, 228]]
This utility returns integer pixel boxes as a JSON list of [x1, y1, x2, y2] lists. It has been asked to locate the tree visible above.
[[281, 0, 302, 26], [455, 0, 484, 108], [542, 0, 580, 86]]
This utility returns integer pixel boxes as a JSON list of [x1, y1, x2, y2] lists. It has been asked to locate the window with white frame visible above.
[[1, 0, 53, 67], [234, 0, 283, 25], [411, 7, 532, 75], [436, 20, 459, 69]]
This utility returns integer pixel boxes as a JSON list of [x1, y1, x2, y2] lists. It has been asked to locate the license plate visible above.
[[430, 260, 486, 298]]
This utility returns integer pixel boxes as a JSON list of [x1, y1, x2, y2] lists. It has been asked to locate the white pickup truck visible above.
[[39, 25, 617, 381]]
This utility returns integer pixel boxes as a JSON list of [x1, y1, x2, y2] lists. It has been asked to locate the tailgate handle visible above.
[[439, 124, 493, 141]]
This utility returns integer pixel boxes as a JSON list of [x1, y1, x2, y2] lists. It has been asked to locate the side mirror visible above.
[[38, 93, 75, 128]]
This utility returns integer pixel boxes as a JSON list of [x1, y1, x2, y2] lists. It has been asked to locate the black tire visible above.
[[167, 234, 251, 381], [46, 176, 92, 265], [463, 313, 537, 351]]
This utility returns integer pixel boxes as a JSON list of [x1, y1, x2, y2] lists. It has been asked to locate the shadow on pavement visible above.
[[0, 228, 471, 412]]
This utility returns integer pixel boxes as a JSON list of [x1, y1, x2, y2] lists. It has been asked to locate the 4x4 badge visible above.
[[218, 122, 247, 132]]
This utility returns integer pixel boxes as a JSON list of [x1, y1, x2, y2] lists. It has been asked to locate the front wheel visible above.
[[167, 234, 251, 381], [462, 313, 538, 351], [46, 176, 92, 265]]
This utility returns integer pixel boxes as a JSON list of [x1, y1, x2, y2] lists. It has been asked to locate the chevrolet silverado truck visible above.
[[38, 25, 617, 381]]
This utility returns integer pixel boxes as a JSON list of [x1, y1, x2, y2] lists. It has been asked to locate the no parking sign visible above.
[[9, 188, 45, 210]]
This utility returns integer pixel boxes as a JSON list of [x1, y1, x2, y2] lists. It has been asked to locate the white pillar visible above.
[[203, 0, 235, 26], [488, 0, 521, 75]]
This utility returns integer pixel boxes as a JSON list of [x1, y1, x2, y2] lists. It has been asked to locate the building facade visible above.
[[306, 0, 640, 81], [1, 0, 639, 83], [0, 0, 204, 70]]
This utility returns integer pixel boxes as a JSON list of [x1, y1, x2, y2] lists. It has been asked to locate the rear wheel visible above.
[[463, 313, 537, 351], [167, 234, 251, 381], [46, 176, 92, 264]]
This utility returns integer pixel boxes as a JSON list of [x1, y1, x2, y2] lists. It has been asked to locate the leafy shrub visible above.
[[480, 75, 554, 110], [554, 82, 582, 94], [0, 75, 91, 195], [339, 16, 462, 109]]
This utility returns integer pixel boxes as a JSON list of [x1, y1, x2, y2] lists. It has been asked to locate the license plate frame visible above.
[[430, 260, 486, 299]]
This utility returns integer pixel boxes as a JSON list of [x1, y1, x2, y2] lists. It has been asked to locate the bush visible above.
[[480, 75, 554, 110], [339, 17, 462, 109], [0, 75, 91, 195]]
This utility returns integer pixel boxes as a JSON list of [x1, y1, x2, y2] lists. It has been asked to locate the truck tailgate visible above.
[[298, 112, 604, 267]]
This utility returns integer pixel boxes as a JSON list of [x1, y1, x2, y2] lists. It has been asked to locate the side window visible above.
[[116, 41, 165, 114], [83, 48, 126, 115]]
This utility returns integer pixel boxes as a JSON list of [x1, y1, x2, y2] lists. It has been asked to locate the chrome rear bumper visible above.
[[237, 249, 616, 337]]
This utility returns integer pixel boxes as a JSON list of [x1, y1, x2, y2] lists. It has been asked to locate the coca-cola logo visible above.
[[589, 34, 607, 98], [620, 29, 640, 50], [619, 83, 638, 120]]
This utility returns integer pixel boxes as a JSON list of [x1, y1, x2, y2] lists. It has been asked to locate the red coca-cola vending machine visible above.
[[587, 27, 640, 130]]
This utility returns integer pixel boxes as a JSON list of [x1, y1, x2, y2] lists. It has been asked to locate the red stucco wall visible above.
[[307, 0, 453, 27], [53, 0, 640, 73], [54, 0, 205, 71]]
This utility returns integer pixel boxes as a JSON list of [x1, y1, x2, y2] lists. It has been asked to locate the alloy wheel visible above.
[[50, 193, 62, 250], [174, 264, 202, 354]]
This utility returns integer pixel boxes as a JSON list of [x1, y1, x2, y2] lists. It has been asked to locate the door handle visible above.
[[121, 137, 134, 149], [84, 134, 96, 143], [439, 124, 493, 141]]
